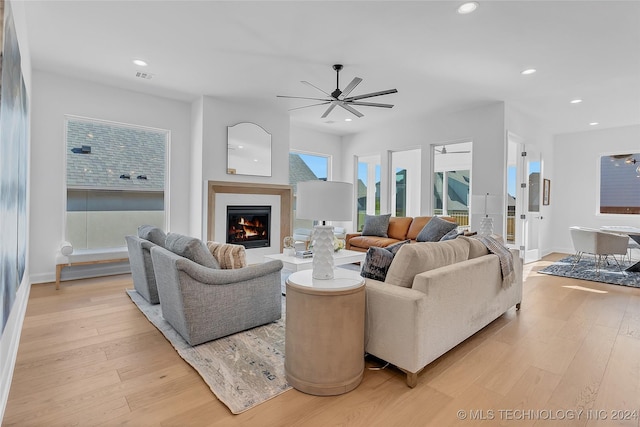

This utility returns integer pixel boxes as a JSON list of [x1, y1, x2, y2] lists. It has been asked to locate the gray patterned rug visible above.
[[539, 256, 640, 288], [126, 289, 290, 414]]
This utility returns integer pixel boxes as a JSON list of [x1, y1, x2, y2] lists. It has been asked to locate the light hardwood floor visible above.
[[4, 253, 640, 426]]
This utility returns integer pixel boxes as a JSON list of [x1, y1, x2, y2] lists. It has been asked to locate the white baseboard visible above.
[[0, 279, 31, 422], [30, 263, 131, 285]]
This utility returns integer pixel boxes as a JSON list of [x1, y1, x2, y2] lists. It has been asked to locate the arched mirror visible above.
[[227, 122, 272, 177]]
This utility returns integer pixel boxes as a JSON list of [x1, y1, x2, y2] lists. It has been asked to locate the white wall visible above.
[[342, 102, 506, 232], [190, 97, 204, 237], [551, 125, 640, 254], [197, 96, 290, 239], [29, 71, 192, 283]]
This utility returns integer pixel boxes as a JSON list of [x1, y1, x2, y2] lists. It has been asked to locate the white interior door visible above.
[[507, 134, 542, 263], [521, 147, 542, 263]]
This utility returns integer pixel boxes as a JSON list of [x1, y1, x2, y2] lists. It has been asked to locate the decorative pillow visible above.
[[165, 233, 220, 269], [361, 214, 391, 237], [439, 228, 461, 241], [416, 217, 457, 242], [360, 240, 410, 281], [206, 241, 247, 269], [137, 225, 166, 248]]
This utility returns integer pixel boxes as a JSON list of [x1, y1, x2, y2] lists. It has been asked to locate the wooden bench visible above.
[[55, 248, 130, 289]]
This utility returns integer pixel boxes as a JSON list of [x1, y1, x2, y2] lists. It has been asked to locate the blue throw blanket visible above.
[[473, 235, 515, 288]]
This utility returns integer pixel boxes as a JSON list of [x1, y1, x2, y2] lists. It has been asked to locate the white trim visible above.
[[0, 281, 30, 422], [62, 115, 170, 245]]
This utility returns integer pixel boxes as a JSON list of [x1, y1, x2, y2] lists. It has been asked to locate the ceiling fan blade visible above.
[[301, 80, 331, 96], [348, 101, 394, 108], [321, 103, 337, 118], [340, 77, 363, 98], [288, 101, 331, 112], [344, 88, 398, 101], [338, 102, 364, 118], [277, 95, 330, 102]]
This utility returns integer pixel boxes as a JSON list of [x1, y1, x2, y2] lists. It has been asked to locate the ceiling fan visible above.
[[435, 145, 471, 155], [277, 64, 397, 119]]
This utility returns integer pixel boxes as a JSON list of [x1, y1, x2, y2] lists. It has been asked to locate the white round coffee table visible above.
[[284, 269, 365, 395]]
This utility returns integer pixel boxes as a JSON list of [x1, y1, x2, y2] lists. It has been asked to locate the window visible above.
[[433, 142, 471, 227], [356, 155, 381, 231], [289, 151, 330, 229], [65, 117, 168, 249], [391, 148, 421, 218], [600, 153, 640, 214]]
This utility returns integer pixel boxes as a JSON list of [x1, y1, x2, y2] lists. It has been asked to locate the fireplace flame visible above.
[[231, 217, 265, 239]]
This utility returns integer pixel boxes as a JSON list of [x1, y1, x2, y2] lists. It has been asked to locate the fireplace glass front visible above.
[[226, 205, 271, 249]]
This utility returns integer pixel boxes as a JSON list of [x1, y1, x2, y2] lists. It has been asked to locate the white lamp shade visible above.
[[472, 193, 503, 215], [296, 181, 353, 222]]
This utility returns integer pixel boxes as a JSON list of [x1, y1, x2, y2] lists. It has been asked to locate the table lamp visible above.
[[474, 193, 502, 236], [296, 180, 353, 279]]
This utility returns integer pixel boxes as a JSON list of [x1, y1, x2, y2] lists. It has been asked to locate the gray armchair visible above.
[[126, 235, 160, 304], [150, 245, 283, 346]]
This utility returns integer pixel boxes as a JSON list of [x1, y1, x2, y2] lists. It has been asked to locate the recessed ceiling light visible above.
[[345, 118, 352, 122], [238, 145, 244, 149], [254, 159, 258, 162], [457, 2, 479, 14], [570, 99, 583, 104], [521, 68, 537, 75], [589, 122, 599, 126], [133, 59, 148, 67]]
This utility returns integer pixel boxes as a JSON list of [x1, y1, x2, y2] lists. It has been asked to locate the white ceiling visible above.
[[22, 1, 640, 136]]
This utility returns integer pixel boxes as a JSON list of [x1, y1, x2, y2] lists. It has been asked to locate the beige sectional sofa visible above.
[[363, 236, 522, 387]]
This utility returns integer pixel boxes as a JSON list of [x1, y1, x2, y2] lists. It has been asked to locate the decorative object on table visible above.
[[296, 180, 354, 279], [473, 193, 502, 236], [333, 237, 345, 252], [295, 250, 313, 259], [543, 178, 550, 205], [283, 235, 295, 256]]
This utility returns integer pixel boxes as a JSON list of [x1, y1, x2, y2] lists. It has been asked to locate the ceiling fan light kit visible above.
[[277, 64, 398, 119]]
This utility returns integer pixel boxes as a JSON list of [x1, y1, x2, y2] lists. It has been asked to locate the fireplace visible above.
[[226, 205, 271, 249]]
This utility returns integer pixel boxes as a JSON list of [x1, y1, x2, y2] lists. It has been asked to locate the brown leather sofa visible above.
[[346, 216, 457, 252]]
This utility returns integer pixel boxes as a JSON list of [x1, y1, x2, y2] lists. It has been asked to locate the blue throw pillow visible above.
[[361, 214, 391, 237], [416, 217, 457, 242], [360, 240, 410, 281]]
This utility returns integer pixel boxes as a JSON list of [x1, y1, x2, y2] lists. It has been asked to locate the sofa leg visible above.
[[406, 372, 418, 388], [398, 367, 420, 388], [516, 302, 521, 311]]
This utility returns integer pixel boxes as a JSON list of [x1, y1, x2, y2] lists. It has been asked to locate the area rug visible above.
[[539, 256, 640, 288], [126, 289, 290, 414]]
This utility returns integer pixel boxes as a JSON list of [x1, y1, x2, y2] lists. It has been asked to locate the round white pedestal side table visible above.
[[284, 269, 365, 396]]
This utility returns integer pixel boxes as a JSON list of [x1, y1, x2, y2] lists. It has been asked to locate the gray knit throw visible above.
[[473, 235, 515, 288]]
